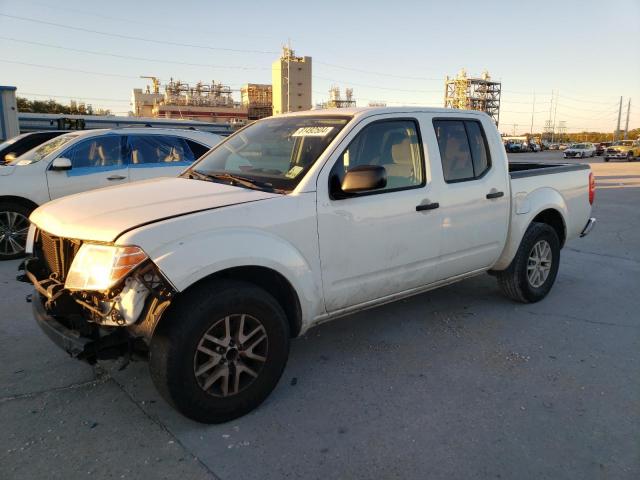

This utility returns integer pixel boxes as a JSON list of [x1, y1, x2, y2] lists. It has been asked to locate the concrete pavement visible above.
[[1, 152, 638, 479]]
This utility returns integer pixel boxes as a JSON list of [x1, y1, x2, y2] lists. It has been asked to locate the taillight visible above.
[[589, 172, 595, 205]]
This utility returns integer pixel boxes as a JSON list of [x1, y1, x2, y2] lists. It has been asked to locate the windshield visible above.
[[14, 134, 79, 165], [185, 116, 350, 191], [0, 133, 30, 152], [613, 141, 633, 146]]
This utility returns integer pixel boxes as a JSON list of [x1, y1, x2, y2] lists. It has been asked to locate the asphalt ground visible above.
[[1, 150, 638, 479]]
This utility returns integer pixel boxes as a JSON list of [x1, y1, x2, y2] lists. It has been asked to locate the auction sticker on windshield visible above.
[[292, 126, 334, 137]]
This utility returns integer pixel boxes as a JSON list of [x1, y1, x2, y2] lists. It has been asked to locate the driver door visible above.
[[46, 135, 129, 200], [316, 117, 443, 313]]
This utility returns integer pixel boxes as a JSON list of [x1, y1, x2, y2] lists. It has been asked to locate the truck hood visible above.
[[30, 177, 280, 242]]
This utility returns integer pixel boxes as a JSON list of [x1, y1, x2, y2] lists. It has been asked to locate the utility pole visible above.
[[512, 124, 518, 136], [551, 90, 559, 143], [614, 96, 622, 141], [624, 98, 631, 139], [530, 91, 536, 136]]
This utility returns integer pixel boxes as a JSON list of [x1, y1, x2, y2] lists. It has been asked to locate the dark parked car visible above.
[[595, 142, 612, 156], [0, 131, 67, 165]]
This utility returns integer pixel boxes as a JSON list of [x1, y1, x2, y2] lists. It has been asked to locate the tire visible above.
[[149, 279, 290, 423], [628, 151, 634, 162], [604, 157, 609, 162], [0, 201, 33, 260], [496, 222, 561, 303]]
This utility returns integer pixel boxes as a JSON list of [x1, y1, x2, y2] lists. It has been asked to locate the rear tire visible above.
[[496, 222, 561, 303], [0, 201, 33, 260], [628, 151, 634, 162], [149, 279, 290, 423]]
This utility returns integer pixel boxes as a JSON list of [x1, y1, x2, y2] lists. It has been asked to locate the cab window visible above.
[[330, 120, 424, 195]]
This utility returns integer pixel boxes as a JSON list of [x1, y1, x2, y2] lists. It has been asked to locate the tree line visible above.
[[17, 97, 112, 116]]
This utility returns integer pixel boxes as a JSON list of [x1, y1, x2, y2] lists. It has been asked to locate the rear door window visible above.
[[128, 135, 195, 166], [433, 119, 491, 182]]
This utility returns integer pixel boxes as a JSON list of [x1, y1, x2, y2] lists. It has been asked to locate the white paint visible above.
[[28, 107, 593, 335]]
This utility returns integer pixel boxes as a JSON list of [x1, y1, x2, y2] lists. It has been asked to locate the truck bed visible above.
[[509, 162, 590, 179]]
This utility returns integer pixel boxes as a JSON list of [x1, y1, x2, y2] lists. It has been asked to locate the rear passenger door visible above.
[[127, 135, 200, 182], [46, 135, 129, 200], [432, 118, 509, 279]]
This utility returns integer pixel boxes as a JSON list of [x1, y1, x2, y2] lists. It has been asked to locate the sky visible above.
[[1, 0, 638, 134]]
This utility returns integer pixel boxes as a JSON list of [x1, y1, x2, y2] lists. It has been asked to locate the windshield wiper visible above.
[[185, 170, 282, 193]]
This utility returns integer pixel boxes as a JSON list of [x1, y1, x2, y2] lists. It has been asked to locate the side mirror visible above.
[[50, 157, 72, 171], [341, 165, 387, 194]]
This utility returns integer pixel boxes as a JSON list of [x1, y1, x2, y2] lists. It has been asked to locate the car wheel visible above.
[[496, 222, 561, 303], [628, 151, 633, 162], [149, 279, 290, 423], [0, 202, 33, 261], [604, 157, 609, 162]]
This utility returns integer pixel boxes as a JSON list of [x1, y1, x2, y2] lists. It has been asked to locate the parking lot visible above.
[[1, 150, 638, 479]]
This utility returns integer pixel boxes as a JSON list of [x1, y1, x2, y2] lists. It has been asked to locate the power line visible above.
[[313, 75, 442, 94], [0, 58, 137, 79], [0, 37, 271, 71], [0, 13, 278, 55], [18, 92, 131, 103], [315, 61, 442, 82]]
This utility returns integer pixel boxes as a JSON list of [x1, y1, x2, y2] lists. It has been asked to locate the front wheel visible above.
[[149, 279, 290, 423], [628, 151, 634, 162], [496, 222, 561, 303], [0, 202, 33, 260]]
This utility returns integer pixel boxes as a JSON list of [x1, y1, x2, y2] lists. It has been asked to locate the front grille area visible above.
[[36, 230, 82, 281]]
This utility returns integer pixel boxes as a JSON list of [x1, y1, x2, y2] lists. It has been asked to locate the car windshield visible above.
[[0, 133, 30, 151], [612, 141, 633, 146], [14, 134, 79, 165], [184, 116, 350, 191]]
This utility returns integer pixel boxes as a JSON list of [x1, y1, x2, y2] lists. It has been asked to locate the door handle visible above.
[[486, 191, 504, 199], [416, 202, 439, 211], [107, 175, 126, 181]]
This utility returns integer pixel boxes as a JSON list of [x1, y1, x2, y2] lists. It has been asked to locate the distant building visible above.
[[272, 47, 312, 115], [132, 77, 248, 126], [241, 84, 273, 120]]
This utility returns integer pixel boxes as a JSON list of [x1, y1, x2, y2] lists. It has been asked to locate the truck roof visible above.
[[278, 106, 489, 119]]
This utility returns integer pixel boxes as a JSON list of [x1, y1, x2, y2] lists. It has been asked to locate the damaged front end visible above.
[[18, 229, 176, 364]]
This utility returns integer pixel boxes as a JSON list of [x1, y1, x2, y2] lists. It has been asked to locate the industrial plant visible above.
[[444, 69, 502, 125]]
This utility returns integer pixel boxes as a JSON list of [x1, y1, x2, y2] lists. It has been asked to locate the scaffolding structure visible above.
[[162, 78, 236, 107], [322, 86, 356, 109], [444, 69, 501, 125]]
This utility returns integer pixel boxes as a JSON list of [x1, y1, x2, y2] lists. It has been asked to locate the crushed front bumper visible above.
[[30, 290, 142, 364], [32, 291, 90, 358]]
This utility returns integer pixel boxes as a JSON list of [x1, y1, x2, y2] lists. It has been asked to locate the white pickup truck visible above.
[[20, 107, 595, 423]]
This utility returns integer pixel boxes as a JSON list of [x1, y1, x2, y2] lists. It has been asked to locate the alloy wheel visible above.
[[527, 240, 552, 288], [0, 211, 30, 257], [193, 313, 268, 397]]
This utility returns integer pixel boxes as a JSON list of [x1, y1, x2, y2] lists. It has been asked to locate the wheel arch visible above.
[[532, 208, 566, 247], [0, 195, 39, 212], [156, 265, 303, 339]]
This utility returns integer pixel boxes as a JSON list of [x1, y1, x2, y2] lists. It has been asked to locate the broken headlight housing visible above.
[[65, 244, 148, 291]]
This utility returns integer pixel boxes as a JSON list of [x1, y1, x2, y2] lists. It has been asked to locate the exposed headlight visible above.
[[65, 244, 148, 291]]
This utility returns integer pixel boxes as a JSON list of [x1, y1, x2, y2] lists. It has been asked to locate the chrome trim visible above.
[[580, 217, 596, 237]]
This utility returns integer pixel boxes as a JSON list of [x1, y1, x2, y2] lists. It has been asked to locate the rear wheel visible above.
[[149, 279, 290, 423], [0, 202, 33, 260], [496, 222, 561, 303], [628, 151, 634, 162]]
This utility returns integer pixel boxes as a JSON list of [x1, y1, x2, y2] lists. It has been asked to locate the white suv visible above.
[[0, 128, 221, 259]]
